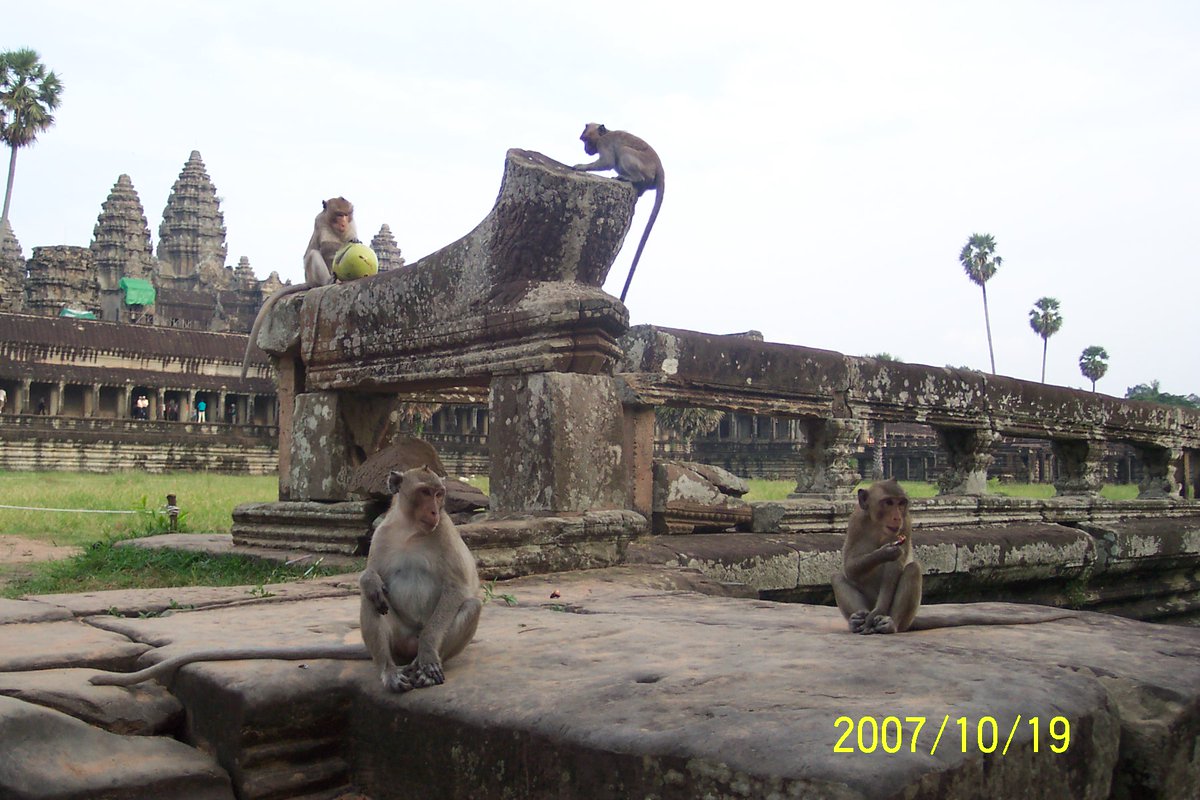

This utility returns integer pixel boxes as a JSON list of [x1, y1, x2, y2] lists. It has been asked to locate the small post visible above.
[[166, 493, 179, 532]]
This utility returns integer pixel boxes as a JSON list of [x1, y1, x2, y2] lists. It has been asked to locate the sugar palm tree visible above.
[[1078, 346, 1109, 392], [1028, 297, 1063, 384], [958, 233, 1002, 373], [0, 49, 64, 224]]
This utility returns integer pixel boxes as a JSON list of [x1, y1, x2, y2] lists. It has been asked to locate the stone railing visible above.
[[618, 325, 1200, 502]]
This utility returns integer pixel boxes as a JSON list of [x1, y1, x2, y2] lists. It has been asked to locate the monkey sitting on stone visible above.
[[832, 480, 1075, 634], [359, 465, 482, 692], [240, 197, 358, 378], [91, 465, 482, 689], [572, 123, 664, 303]]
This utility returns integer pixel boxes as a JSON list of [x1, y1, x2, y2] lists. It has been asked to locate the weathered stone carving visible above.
[[0, 219, 24, 313], [790, 418, 862, 498], [91, 174, 156, 321], [25, 246, 98, 316], [1133, 443, 1183, 499], [1051, 438, 1105, 496], [653, 460, 752, 533], [935, 426, 999, 495]]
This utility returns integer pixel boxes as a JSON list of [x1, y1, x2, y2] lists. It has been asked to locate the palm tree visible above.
[[1078, 346, 1109, 392], [958, 233, 1002, 373], [0, 49, 64, 224], [1028, 297, 1063, 384]]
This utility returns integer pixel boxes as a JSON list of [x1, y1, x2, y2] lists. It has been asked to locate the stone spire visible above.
[[234, 255, 257, 288], [91, 174, 155, 289], [156, 150, 227, 281], [371, 224, 405, 272], [0, 218, 25, 312]]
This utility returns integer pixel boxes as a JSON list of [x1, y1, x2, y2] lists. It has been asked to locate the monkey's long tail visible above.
[[619, 172, 664, 303], [240, 283, 308, 379], [89, 643, 371, 686]]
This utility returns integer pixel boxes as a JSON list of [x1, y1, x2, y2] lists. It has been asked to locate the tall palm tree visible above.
[[958, 233, 1002, 373], [0, 49, 64, 224], [1078, 346, 1109, 392], [1028, 296, 1063, 384]]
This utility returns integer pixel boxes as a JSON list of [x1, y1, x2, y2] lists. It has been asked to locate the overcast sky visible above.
[[7, 1, 1198, 397]]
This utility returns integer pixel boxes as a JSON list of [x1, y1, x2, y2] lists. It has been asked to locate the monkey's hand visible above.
[[876, 542, 905, 562], [861, 614, 898, 635], [359, 569, 391, 616], [403, 659, 445, 689], [381, 665, 414, 693]]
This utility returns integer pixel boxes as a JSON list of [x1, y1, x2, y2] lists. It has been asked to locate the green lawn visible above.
[[0, 471, 279, 546]]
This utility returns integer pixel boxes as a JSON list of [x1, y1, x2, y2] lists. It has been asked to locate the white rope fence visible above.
[[0, 504, 138, 514]]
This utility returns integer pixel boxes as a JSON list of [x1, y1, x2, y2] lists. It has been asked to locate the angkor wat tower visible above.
[[157, 150, 228, 286], [370, 224, 406, 272], [0, 219, 24, 312], [91, 174, 156, 322]]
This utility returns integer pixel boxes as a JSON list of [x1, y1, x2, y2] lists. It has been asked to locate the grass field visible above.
[[0, 471, 279, 546]]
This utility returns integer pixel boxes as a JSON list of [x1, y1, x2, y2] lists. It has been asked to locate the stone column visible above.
[[276, 357, 303, 500], [51, 381, 64, 416], [186, 390, 196, 422], [789, 418, 862, 498], [287, 391, 357, 502], [934, 426, 998, 495], [623, 404, 656, 521], [18, 379, 30, 414], [154, 388, 164, 420], [1132, 443, 1182, 499], [1051, 438, 1105, 496], [84, 385, 96, 418], [120, 385, 132, 419], [488, 373, 628, 514]]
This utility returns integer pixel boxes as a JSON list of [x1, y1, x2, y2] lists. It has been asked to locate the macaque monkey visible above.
[[834, 480, 922, 634], [359, 465, 482, 692], [572, 123, 664, 303], [90, 465, 482, 689], [832, 480, 1076, 634], [240, 197, 358, 377]]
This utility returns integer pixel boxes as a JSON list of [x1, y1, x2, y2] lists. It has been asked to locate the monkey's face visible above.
[[412, 484, 446, 532], [875, 495, 908, 536], [330, 212, 353, 236], [580, 124, 601, 155]]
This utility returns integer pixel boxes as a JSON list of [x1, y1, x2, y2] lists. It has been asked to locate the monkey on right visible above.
[[833, 480, 1075, 633], [572, 123, 664, 303]]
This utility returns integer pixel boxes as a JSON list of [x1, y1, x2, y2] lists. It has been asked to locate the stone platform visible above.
[[1, 566, 1199, 799]]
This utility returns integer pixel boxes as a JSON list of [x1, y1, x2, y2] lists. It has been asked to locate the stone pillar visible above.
[[217, 390, 227, 423], [120, 385, 132, 419], [934, 426, 998, 495], [276, 357, 303, 500], [288, 391, 357, 502], [789, 418, 862, 498], [623, 404, 656, 520], [84, 385, 97, 417], [1132, 443, 1182, 500], [1051, 438, 1105, 496], [154, 388, 164, 420], [186, 390, 196, 422], [52, 381, 64, 416], [488, 373, 627, 514], [18, 379, 30, 414]]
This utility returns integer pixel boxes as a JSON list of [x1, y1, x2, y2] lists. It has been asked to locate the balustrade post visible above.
[[933, 426, 997, 495], [1050, 438, 1105, 496], [1132, 443, 1182, 499], [789, 418, 862, 498]]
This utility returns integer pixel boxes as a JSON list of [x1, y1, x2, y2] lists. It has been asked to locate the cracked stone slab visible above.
[[0, 619, 150, 672], [0, 695, 233, 800], [0, 667, 181, 735]]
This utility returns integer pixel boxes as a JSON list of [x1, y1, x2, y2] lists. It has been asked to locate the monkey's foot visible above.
[[848, 610, 869, 634], [864, 615, 897, 635], [404, 661, 445, 689], [381, 666, 414, 693]]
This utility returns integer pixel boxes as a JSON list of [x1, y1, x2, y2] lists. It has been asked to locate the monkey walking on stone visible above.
[[832, 480, 1076, 634], [240, 196, 358, 378], [572, 123, 664, 303], [91, 466, 481, 689]]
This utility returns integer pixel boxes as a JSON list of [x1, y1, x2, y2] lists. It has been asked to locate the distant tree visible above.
[[869, 352, 900, 361], [1125, 380, 1200, 409], [958, 233, 1002, 374], [397, 402, 442, 436], [656, 407, 725, 447], [1028, 296, 1063, 383], [1078, 346, 1109, 392], [0, 49, 64, 224]]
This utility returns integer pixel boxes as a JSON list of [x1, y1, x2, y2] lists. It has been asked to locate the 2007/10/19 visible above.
[[833, 715, 1071, 755]]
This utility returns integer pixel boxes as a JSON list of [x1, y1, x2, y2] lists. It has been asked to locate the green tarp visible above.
[[118, 277, 156, 306], [59, 308, 97, 319]]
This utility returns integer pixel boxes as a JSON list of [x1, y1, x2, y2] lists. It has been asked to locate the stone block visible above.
[[489, 373, 627, 514], [288, 392, 357, 502]]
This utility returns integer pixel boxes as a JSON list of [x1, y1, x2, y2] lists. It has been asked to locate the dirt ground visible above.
[[0, 535, 81, 592]]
